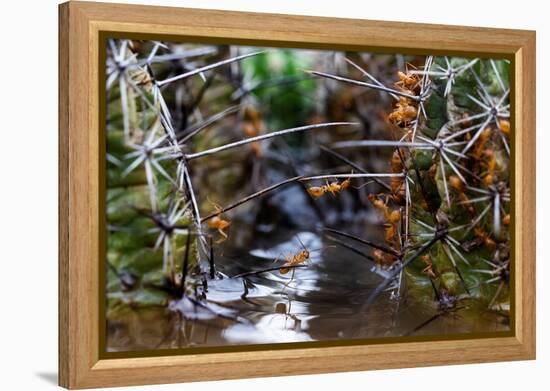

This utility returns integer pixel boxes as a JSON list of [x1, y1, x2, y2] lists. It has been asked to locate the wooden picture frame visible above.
[[59, 1, 536, 389]]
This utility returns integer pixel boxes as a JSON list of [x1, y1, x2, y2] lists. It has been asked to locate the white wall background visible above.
[[0, 0, 545, 389]]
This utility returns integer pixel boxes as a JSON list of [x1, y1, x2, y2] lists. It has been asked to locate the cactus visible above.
[[104, 40, 358, 313], [313, 56, 511, 329]]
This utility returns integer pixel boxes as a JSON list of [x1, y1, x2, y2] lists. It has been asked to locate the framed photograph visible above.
[[59, 1, 536, 389]]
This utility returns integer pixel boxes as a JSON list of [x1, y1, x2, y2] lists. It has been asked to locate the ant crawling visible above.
[[279, 247, 310, 275], [306, 177, 351, 199], [395, 66, 423, 94], [277, 235, 311, 286], [276, 235, 329, 290], [206, 198, 231, 244], [388, 96, 418, 126]]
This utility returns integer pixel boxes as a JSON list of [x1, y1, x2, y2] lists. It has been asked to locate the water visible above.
[[107, 227, 509, 352]]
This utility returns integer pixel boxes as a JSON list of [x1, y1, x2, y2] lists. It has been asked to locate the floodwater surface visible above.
[[107, 226, 509, 352]]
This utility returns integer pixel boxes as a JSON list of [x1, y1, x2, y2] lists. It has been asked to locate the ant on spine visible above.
[[206, 198, 231, 244]]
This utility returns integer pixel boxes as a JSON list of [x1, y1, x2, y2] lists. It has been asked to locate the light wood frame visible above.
[[59, 1, 536, 388]]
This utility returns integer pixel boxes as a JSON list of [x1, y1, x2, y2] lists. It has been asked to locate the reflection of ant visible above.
[[307, 177, 352, 199], [206, 199, 230, 244], [274, 300, 302, 331]]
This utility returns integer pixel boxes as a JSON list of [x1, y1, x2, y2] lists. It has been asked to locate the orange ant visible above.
[[372, 249, 385, 265], [469, 127, 502, 186], [243, 105, 263, 132], [459, 112, 473, 127], [472, 127, 492, 159], [206, 199, 231, 244], [388, 97, 418, 126], [388, 66, 422, 128], [448, 175, 464, 193], [277, 235, 331, 289], [449, 175, 476, 215], [277, 235, 317, 275], [390, 149, 405, 173], [130, 66, 153, 90], [275, 236, 314, 290], [394, 65, 422, 94], [369, 195, 401, 224], [498, 119, 510, 136], [482, 148, 498, 186], [279, 248, 310, 275], [306, 185, 326, 199], [368, 194, 402, 258], [473, 226, 497, 249], [388, 149, 407, 203], [326, 177, 352, 195], [396, 71, 418, 89], [372, 249, 397, 268], [242, 122, 257, 138], [389, 177, 406, 203], [384, 211, 401, 243], [306, 177, 352, 199], [242, 105, 264, 158], [421, 255, 437, 279]]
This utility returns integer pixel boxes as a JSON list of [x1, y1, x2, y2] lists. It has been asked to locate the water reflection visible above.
[[107, 229, 508, 352]]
